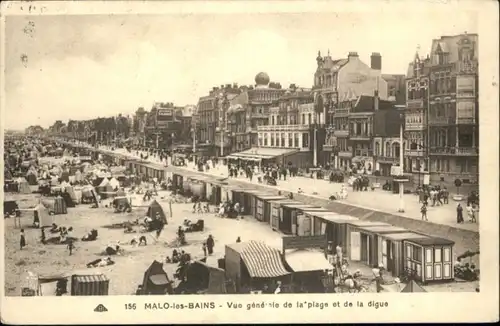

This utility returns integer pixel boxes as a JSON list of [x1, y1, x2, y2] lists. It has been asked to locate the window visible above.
[[434, 248, 442, 263], [288, 133, 293, 147], [302, 133, 309, 148], [271, 116, 275, 125], [270, 133, 274, 146], [412, 246, 422, 262], [264, 133, 268, 146], [294, 133, 299, 147], [375, 142, 380, 156], [281, 133, 285, 147], [425, 248, 433, 263], [443, 247, 451, 262]]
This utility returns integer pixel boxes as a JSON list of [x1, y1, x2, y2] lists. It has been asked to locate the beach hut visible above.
[[188, 178, 207, 200], [348, 224, 411, 268], [305, 212, 358, 249], [230, 188, 247, 209], [41, 196, 67, 215], [71, 274, 110, 296], [403, 236, 455, 284], [268, 200, 302, 232], [281, 235, 332, 293], [96, 178, 114, 199], [140, 260, 172, 295], [242, 190, 262, 216], [281, 204, 327, 236], [16, 177, 32, 194], [224, 241, 290, 292], [346, 220, 391, 265], [26, 169, 38, 185], [186, 256, 227, 294], [252, 193, 285, 222], [147, 200, 167, 224], [375, 232, 431, 278], [33, 203, 53, 228]]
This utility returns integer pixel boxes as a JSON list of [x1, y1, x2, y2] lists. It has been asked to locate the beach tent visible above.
[[401, 280, 426, 293], [81, 185, 99, 206], [61, 191, 76, 208], [96, 178, 114, 197], [60, 171, 70, 183], [74, 170, 83, 183], [16, 177, 32, 194], [147, 200, 167, 224], [108, 177, 120, 190], [33, 203, 53, 227], [140, 260, 172, 295], [116, 189, 126, 197], [42, 196, 68, 215]]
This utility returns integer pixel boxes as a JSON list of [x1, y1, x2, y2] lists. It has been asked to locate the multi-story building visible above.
[[344, 94, 397, 173], [382, 74, 407, 105], [226, 73, 285, 154], [197, 84, 242, 156], [256, 88, 315, 167], [143, 102, 192, 149], [404, 52, 431, 176], [313, 51, 389, 166], [133, 107, 148, 146], [426, 33, 479, 184]]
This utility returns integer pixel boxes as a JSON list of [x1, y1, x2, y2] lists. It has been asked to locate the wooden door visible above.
[[424, 247, 434, 281], [360, 234, 368, 263], [350, 232, 361, 261], [442, 246, 452, 279], [433, 247, 443, 280], [381, 239, 388, 270]]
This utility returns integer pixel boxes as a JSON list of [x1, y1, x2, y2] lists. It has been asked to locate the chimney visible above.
[[348, 52, 359, 60], [374, 90, 379, 111], [371, 52, 382, 70]]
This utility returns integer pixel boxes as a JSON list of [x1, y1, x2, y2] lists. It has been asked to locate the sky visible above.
[[4, 11, 478, 130]]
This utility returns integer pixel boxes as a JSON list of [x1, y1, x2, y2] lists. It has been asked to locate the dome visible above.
[[255, 72, 270, 86]]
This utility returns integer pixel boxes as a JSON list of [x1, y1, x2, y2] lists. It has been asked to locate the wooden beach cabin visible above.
[[305, 212, 359, 248], [242, 190, 262, 216], [268, 200, 303, 233], [403, 236, 455, 284], [254, 194, 286, 222], [346, 220, 391, 266], [376, 232, 431, 278], [282, 204, 327, 236]]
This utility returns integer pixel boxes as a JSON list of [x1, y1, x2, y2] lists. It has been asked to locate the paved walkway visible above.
[[86, 144, 478, 232]]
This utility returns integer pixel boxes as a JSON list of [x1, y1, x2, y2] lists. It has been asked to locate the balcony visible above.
[[333, 129, 349, 137], [350, 134, 371, 141], [405, 149, 425, 157], [376, 156, 399, 164], [429, 146, 478, 156], [427, 116, 455, 126], [335, 108, 350, 116], [338, 151, 352, 158], [406, 99, 424, 110], [257, 124, 310, 132], [250, 113, 268, 119], [405, 123, 425, 131], [456, 117, 476, 125]]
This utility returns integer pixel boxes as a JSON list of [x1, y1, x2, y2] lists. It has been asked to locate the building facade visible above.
[[226, 73, 286, 155], [415, 33, 479, 184], [313, 51, 390, 166]]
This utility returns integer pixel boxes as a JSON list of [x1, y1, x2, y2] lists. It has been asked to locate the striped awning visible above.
[[238, 241, 290, 278]]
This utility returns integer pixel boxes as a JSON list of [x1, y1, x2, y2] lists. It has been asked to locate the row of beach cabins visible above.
[[76, 145, 457, 289]]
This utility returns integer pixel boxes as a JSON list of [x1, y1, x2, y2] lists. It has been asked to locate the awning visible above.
[[285, 249, 332, 272], [227, 148, 299, 161], [238, 241, 290, 278]]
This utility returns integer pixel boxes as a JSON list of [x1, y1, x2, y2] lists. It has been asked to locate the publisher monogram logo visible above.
[[94, 304, 108, 312]]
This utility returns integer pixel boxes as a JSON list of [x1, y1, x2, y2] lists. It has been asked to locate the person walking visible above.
[[456, 203, 464, 224], [206, 235, 214, 255], [420, 203, 428, 221], [67, 239, 74, 256], [20, 229, 26, 250]]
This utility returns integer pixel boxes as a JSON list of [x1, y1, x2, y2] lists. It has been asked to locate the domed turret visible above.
[[255, 72, 270, 87]]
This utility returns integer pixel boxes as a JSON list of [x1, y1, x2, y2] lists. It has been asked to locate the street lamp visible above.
[[216, 92, 228, 157], [397, 113, 405, 213]]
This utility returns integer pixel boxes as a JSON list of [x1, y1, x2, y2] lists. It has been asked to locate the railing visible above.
[[333, 129, 349, 137], [405, 149, 425, 156], [429, 146, 479, 155], [405, 123, 425, 131], [338, 151, 352, 158], [376, 156, 399, 164], [458, 61, 478, 74], [250, 113, 268, 119], [335, 108, 350, 115], [456, 117, 476, 124], [257, 124, 309, 132], [406, 99, 424, 110], [427, 116, 455, 125], [350, 134, 371, 140]]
